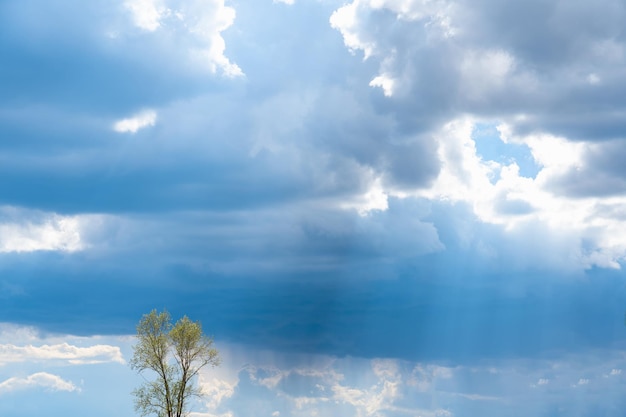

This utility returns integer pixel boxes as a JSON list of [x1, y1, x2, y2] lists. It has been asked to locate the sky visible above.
[[2, 0, 626, 415]]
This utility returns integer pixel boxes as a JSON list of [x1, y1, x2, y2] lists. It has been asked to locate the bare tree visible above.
[[130, 309, 220, 417]]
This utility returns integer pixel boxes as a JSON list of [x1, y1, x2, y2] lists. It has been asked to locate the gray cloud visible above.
[[332, 0, 626, 142], [545, 139, 626, 197]]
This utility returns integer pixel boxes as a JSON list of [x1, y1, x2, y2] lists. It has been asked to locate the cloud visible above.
[[385, 116, 626, 271], [216, 345, 626, 417], [332, 377, 403, 416], [211, 343, 626, 416], [0, 372, 79, 394], [0, 323, 125, 366], [0, 207, 92, 253], [181, 0, 243, 77], [0, 342, 125, 366], [328, 0, 626, 141], [369, 74, 396, 97], [113, 109, 157, 133], [460, 49, 516, 100], [240, 357, 411, 416], [198, 376, 236, 410], [124, 0, 167, 31], [539, 138, 626, 198], [123, 0, 243, 77], [325, 0, 626, 219], [0, 217, 82, 253]]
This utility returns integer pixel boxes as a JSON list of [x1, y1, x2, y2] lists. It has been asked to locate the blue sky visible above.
[[2, 0, 626, 416]]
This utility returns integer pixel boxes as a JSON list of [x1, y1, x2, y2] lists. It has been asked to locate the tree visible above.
[[130, 309, 220, 417]]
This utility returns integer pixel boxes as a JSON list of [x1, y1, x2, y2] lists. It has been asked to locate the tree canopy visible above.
[[130, 309, 220, 417]]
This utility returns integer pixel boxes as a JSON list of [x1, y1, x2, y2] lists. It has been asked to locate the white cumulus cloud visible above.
[[197, 376, 236, 410], [123, 0, 243, 77], [124, 0, 168, 31], [0, 372, 79, 394]]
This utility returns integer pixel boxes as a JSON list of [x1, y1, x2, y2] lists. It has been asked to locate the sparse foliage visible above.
[[130, 309, 220, 417]]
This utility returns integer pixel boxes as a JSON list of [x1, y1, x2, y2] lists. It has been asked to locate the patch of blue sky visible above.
[[472, 122, 540, 180]]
